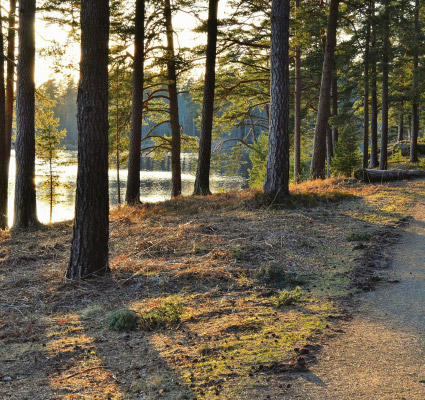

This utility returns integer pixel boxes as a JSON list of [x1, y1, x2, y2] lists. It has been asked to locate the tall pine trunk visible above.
[[411, 0, 419, 163], [115, 67, 121, 204], [331, 72, 338, 147], [370, 1, 378, 168], [310, 0, 339, 179], [194, 0, 219, 195], [126, 0, 145, 204], [6, 0, 16, 158], [326, 123, 332, 178], [379, 0, 390, 171], [67, 0, 110, 279], [363, 13, 370, 169], [164, 0, 181, 197], [263, 0, 290, 197], [294, 0, 301, 184], [14, 0, 38, 228], [0, 7, 7, 230], [398, 108, 404, 142]]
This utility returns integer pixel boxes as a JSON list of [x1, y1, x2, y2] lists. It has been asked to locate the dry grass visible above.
[[0, 178, 421, 399]]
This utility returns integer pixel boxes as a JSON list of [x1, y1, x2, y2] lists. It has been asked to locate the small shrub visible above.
[[255, 265, 307, 289], [331, 118, 362, 177], [81, 304, 104, 320], [230, 246, 246, 261], [108, 308, 139, 332], [346, 231, 372, 242], [389, 148, 406, 163], [140, 299, 184, 330], [274, 286, 304, 307]]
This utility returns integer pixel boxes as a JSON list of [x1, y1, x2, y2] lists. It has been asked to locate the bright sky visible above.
[[35, 2, 232, 86]]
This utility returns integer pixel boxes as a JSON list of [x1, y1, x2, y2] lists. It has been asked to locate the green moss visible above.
[[274, 287, 304, 307], [346, 231, 372, 242], [140, 298, 184, 330]]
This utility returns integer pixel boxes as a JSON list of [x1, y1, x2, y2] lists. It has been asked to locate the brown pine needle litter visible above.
[[0, 179, 421, 399]]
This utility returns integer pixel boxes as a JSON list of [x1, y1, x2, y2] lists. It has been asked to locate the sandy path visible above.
[[287, 199, 425, 399]]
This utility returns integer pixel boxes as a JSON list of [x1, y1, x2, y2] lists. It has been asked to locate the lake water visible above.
[[6, 150, 248, 224]]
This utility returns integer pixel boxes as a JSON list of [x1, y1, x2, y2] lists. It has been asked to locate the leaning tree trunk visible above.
[[263, 0, 290, 197], [194, 0, 219, 196], [310, 0, 339, 179], [294, 0, 302, 184], [0, 7, 7, 230], [370, 0, 378, 168], [363, 14, 370, 169], [411, 0, 419, 163], [379, 0, 390, 171], [126, 0, 145, 204], [164, 0, 181, 197], [67, 0, 110, 279], [13, 0, 38, 228]]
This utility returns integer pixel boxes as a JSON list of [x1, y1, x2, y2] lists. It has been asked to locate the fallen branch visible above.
[[60, 366, 110, 381], [354, 168, 425, 183]]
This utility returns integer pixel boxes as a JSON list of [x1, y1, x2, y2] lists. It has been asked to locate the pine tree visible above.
[[14, 0, 39, 228], [126, 0, 145, 204], [331, 122, 362, 177], [67, 0, 110, 279], [194, 0, 219, 196], [263, 0, 290, 198], [35, 89, 66, 224]]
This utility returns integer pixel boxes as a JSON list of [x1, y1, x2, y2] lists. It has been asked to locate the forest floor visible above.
[[286, 181, 425, 399], [0, 178, 423, 400]]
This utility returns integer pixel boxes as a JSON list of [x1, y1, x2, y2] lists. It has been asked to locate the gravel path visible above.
[[287, 200, 425, 399]]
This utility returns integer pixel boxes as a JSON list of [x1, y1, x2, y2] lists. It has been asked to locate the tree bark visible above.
[[411, 0, 419, 163], [6, 0, 16, 159], [263, 0, 290, 197], [379, 0, 390, 171], [194, 0, 219, 195], [13, 0, 38, 228], [331, 71, 338, 147], [126, 0, 145, 204], [355, 168, 425, 183], [115, 67, 121, 205], [294, 0, 301, 184], [0, 7, 8, 230], [326, 123, 332, 178], [164, 0, 181, 197], [310, 0, 339, 179], [67, 0, 110, 279], [363, 11, 370, 169], [398, 108, 404, 142], [370, 1, 378, 168]]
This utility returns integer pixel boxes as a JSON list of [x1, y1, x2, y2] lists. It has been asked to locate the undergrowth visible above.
[[140, 298, 184, 330], [274, 287, 304, 307], [108, 308, 139, 332]]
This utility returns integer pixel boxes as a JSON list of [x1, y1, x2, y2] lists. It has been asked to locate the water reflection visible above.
[[7, 150, 248, 224]]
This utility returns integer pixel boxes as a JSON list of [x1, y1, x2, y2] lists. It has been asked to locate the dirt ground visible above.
[[0, 179, 422, 399], [286, 182, 425, 400]]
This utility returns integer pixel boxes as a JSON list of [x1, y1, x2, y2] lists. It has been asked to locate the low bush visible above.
[[140, 299, 184, 330], [108, 308, 139, 332], [255, 265, 307, 289], [274, 286, 304, 307]]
